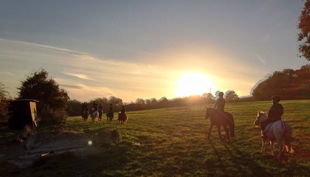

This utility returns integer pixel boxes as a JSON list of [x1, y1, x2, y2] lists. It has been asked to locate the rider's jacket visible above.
[[214, 97, 225, 112], [267, 103, 284, 122]]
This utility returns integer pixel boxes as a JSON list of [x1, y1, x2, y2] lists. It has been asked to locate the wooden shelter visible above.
[[8, 99, 39, 130]]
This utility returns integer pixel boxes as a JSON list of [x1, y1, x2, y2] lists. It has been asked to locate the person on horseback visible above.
[[214, 92, 225, 113], [267, 96, 284, 123], [106, 104, 114, 121], [98, 104, 103, 120], [118, 105, 127, 123], [262, 96, 284, 139], [91, 103, 97, 113]]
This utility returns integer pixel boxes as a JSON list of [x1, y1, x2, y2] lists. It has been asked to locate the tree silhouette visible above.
[[298, 0, 310, 61], [225, 90, 239, 102], [18, 70, 69, 121]]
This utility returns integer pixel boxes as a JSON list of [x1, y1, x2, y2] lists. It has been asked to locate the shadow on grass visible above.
[[0, 141, 141, 177], [207, 140, 310, 177]]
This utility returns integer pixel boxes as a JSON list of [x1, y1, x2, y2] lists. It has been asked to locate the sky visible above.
[[0, 0, 308, 102]]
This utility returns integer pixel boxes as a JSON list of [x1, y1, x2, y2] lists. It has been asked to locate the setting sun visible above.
[[175, 73, 214, 97]]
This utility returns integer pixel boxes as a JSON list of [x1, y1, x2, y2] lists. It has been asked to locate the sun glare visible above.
[[175, 73, 214, 97]]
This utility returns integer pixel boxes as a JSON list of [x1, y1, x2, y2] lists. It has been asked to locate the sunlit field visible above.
[[1, 100, 310, 177]]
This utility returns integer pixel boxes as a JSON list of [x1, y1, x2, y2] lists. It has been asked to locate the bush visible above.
[[18, 69, 69, 126], [0, 100, 9, 121], [38, 108, 67, 126]]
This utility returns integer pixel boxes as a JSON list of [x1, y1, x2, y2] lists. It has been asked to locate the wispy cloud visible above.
[[256, 55, 267, 65], [63, 72, 94, 81], [0, 38, 85, 56], [60, 84, 83, 89], [0, 38, 175, 101]]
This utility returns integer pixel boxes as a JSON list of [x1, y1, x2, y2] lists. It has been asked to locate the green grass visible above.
[[1, 100, 310, 177]]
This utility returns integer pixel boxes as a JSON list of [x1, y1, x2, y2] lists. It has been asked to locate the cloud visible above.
[[63, 72, 94, 81], [60, 84, 83, 89], [256, 55, 267, 65], [0, 39, 174, 101], [0, 38, 267, 101], [65, 84, 113, 101], [0, 38, 86, 56]]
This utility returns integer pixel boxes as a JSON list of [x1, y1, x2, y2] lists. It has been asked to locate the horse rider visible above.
[[214, 92, 225, 113], [107, 104, 114, 121], [98, 104, 103, 120], [91, 103, 97, 113], [118, 105, 127, 122], [263, 96, 284, 139], [267, 96, 284, 124], [120, 105, 126, 117]]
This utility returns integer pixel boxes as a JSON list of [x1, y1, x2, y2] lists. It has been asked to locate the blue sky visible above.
[[0, 0, 308, 101]]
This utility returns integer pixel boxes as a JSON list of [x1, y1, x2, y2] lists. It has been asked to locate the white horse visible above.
[[90, 111, 99, 122], [254, 112, 294, 159]]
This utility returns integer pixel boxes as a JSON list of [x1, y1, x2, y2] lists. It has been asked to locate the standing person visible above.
[[106, 104, 114, 121], [267, 96, 284, 123]]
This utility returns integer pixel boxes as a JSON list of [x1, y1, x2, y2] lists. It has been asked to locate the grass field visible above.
[[1, 100, 310, 177]]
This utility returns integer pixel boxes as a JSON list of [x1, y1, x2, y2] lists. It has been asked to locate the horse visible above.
[[98, 110, 103, 121], [106, 111, 114, 121], [205, 108, 235, 141], [90, 111, 99, 122], [254, 112, 294, 159], [118, 112, 128, 124], [81, 109, 89, 121]]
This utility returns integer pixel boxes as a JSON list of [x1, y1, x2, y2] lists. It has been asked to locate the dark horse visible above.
[[81, 108, 89, 121], [205, 108, 235, 140]]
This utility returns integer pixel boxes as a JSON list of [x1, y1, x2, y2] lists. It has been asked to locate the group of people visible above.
[[214, 91, 284, 138], [82, 103, 128, 123]]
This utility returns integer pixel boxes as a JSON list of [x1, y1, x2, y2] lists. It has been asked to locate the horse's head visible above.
[[254, 111, 267, 126]]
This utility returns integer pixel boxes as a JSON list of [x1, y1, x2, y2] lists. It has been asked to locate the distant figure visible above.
[[81, 103, 89, 121], [98, 105, 103, 121], [214, 92, 225, 113], [267, 96, 284, 124], [212, 91, 235, 137], [106, 104, 114, 121], [118, 105, 128, 124], [90, 103, 99, 122]]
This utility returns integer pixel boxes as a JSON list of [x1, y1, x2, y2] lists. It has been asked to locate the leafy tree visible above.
[[18, 70, 69, 123], [159, 97, 168, 104], [136, 98, 145, 105], [0, 82, 9, 120], [0, 82, 9, 100], [225, 90, 239, 102], [108, 96, 123, 106], [298, 0, 310, 61], [203, 92, 215, 103], [252, 65, 310, 100], [66, 100, 83, 116]]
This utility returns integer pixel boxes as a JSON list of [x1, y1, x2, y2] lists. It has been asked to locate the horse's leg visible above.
[[277, 139, 284, 159], [270, 141, 275, 156], [224, 125, 230, 141], [261, 139, 265, 153], [207, 124, 213, 139], [217, 126, 222, 139]]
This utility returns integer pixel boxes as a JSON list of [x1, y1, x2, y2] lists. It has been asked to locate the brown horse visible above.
[[205, 108, 234, 140], [81, 109, 89, 121], [118, 112, 128, 124]]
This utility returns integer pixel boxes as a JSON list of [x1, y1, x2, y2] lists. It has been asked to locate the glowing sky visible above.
[[0, 0, 308, 102]]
